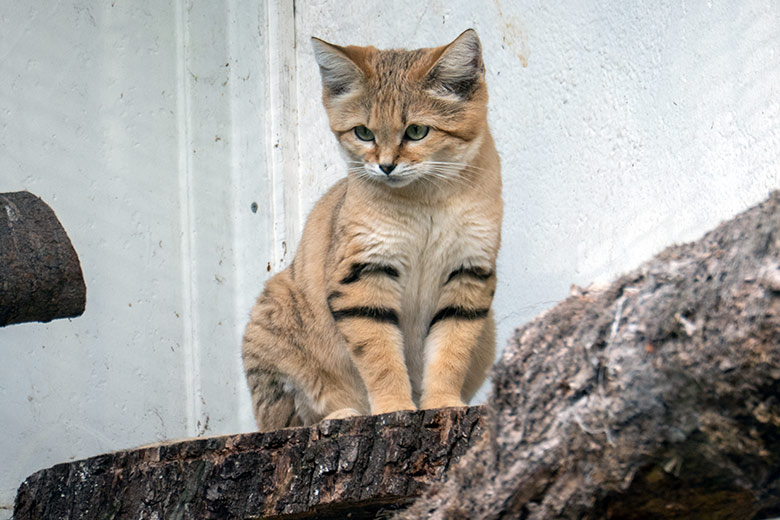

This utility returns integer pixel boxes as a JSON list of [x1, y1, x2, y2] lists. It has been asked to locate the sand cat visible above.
[[242, 29, 502, 431]]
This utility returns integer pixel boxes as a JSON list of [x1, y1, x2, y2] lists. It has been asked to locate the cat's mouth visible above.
[[364, 164, 419, 188], [382, 174, 417, 187]]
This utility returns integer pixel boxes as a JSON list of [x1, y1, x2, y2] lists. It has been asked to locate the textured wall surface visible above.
[[295, 0, 780, 359], [0, 1, 271, 514], [1, 4, 188, 516], [1, 1, 779, 516]]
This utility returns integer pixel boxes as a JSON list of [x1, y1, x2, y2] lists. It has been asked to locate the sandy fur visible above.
[[243, 30, 502, 431]]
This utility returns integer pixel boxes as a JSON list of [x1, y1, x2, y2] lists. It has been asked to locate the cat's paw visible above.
[[323, 408, 362, 421], [372, 400, 417, 415], [420, 397, 466, 410]]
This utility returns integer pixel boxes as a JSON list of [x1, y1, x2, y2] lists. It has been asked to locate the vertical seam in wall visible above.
[[226, 0, 255, 433], [226, 0, 241, 362], [265, 1, 283, 271], [266, 0, 300, 271], [289, 1, 302, 233], [175, 0, 200, 439]]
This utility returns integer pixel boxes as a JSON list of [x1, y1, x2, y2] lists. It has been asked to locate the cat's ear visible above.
[[311, 37, 368, 98], [425, 29, 485, 100]]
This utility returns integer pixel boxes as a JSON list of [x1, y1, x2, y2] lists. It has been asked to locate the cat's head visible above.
[[312, 30, 489, 189]]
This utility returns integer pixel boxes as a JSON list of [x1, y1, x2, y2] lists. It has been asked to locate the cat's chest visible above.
[[367, 202, 495, 291]]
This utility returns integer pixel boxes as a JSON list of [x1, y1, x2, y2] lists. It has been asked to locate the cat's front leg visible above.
[[421, 265, 497, 409], [326, 260, 417, 415]]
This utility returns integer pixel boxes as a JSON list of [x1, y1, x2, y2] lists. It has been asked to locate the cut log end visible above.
[[0, 191, 86, 327]]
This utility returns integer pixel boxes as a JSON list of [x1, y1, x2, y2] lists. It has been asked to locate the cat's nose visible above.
[[379, 163, 396, 175]]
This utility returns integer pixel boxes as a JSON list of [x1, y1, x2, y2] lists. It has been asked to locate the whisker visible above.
[[423, 161, 495, 174], [340, 159, 490, 191], [425, 168, 479, 189], [426, 172, 471, 190]]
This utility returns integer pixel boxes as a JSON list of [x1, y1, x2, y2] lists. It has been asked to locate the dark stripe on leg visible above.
[[288, 288, 304, 328], [351, 341, 368, 357], [445, 266, 494, 285], [340, 262, 399, 284], [331, 306, 400, 325], [428, 306, 489, 331]]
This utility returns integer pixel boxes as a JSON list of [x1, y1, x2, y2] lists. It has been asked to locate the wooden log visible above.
[[398, 192, 780, 519], [12, 192, 780, 519], [13, 407, 485, 519], [0, 191, 86, 326]]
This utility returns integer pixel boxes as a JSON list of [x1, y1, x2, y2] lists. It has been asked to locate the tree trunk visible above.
[[398, 191, 780, 519], [0, 191, 86, 327], [13, 406, 485, 519], [12, 192, 780, 519]]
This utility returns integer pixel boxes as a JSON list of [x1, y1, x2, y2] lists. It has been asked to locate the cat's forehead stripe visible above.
[[360, 50, 467, 128], [320, 37, 486, 139], [374, 49, 427, 70]]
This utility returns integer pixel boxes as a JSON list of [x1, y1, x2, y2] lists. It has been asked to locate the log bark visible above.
[[13, 406, 485, 519], [0, 191, 86, 326], [12, 192, 780, 519], [398, 191, 780, 519]]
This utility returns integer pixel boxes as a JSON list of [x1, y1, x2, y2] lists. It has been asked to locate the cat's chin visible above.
[[381, 175, 418, 188], [363, 173, 419, 189]]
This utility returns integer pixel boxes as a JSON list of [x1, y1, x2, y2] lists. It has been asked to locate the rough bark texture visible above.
[[14, 406, 485, 519], [12, 193, 780, 519], [0, 191, 86, 327], [398, 191, 780, 520]]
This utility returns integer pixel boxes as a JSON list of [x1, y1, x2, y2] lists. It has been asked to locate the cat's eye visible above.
[[354, 125, 375, 141], [404, 124, 429, 141]]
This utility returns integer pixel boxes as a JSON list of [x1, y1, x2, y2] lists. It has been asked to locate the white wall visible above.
[[295, 0, 780, 353], [1, 1, 778, 515], [0, 1, 272, 514]]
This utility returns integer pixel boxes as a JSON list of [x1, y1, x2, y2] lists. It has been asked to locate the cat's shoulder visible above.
[[308, 177, 348, 216]]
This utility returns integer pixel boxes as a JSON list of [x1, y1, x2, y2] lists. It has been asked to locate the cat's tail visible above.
[[244, 366, 304, 431]]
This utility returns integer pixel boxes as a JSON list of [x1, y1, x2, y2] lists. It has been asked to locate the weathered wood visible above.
[[13, 406, 485, 519], [399, 192, 780, 519], [0, 191, 86, 326], [12, 192, 780, 519]]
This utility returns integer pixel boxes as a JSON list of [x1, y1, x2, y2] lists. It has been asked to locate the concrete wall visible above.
[[296, 0, 780, 350], [0, 1, 272, 513], [1, 0, 778, 515]]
